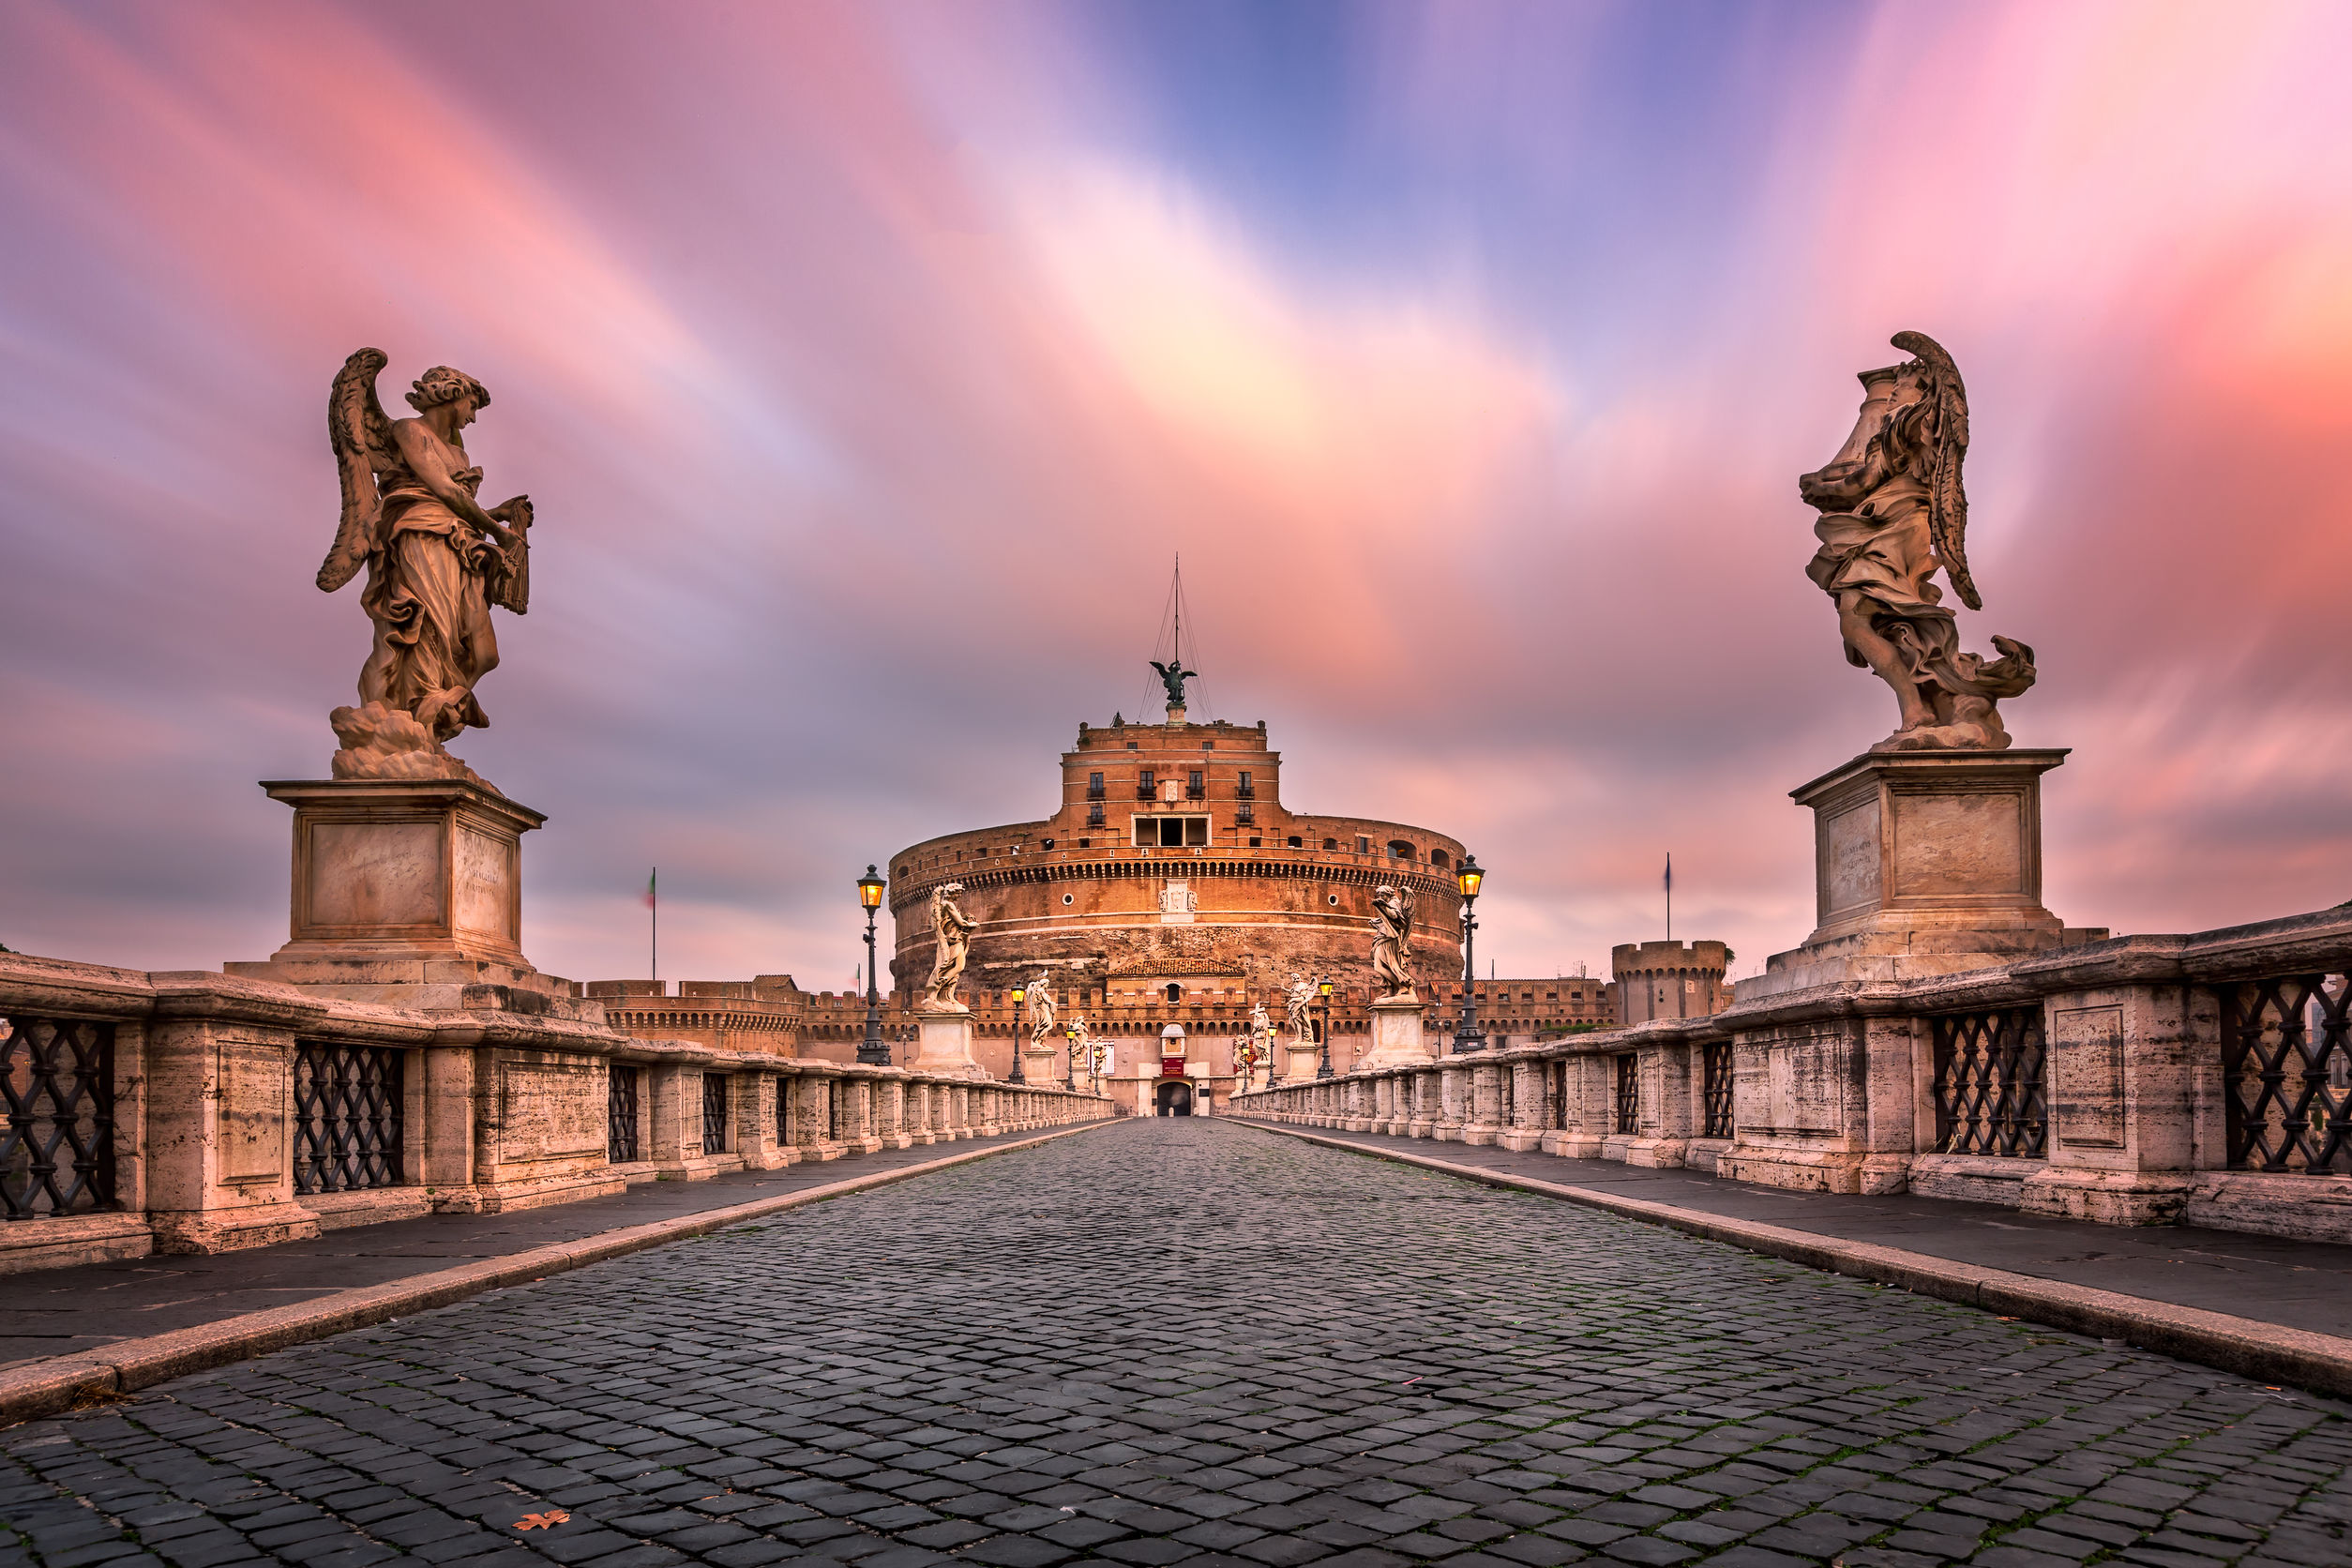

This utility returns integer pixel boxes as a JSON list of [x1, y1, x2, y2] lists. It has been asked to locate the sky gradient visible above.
[[4, 0, 2349, 991]]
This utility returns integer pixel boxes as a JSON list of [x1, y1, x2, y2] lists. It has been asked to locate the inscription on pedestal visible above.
[[1822, 799, 1882, 921], [2051, 1003, 2125, 1149]]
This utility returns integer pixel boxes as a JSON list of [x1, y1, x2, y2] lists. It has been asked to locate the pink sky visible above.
[[3, 0, 2348, 989]]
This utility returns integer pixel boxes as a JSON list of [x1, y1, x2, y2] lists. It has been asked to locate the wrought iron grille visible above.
[[2, 1015, 117, 1219], [776, 1078, 792, 1147], [293, 1042, 404, 1195], [608, 1065, 640, 1164], [1932, 1007, 2048, 1157], [1613, 1053, 1636, 1136], [2223, 974, 2352, 1173], [827, 1080, 843, 1142], [1551, 1061, 1570, 1129], [701, 1072, 729, 1155], [1701, 1040, 1734, 1138]]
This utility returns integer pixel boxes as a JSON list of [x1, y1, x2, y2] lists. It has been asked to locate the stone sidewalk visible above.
[[1225, 1121, 2352, 1341], [5, 1118, 2349, 1568], [1, 1124, 1096, 1372]]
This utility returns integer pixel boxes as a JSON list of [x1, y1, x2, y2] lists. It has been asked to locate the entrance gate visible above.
[[1155, 1081, 1193, 1116]]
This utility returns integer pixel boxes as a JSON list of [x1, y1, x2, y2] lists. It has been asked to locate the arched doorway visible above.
[[1155, 1081, 1193, 1116]]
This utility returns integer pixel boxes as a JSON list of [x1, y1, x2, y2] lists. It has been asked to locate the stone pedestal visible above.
[[913, 1009, 985, 1078], [1747, 748, 2071, 998], [1020, 1048, 1060, 1095], [226, 777, 588, 1013], [1358, 998, 1434, 1072], [1282, 1041, 1322, 1089]]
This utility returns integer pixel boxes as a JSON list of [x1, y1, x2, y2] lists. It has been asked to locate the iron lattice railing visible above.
[[1613, 1053, 1636, 1136], [1932, 1007, 2047, 1157], [2223, 974, 2352, 1173], [293, 1042, 404, 1195], [701, 1072, 729, 1155], [1701, 1040, 1734, 1139], [608, 1064, 640, 1164], [2, 1015, 117, 1219]]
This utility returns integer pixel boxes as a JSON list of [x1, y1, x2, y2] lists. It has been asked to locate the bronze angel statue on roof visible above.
[[317, 348, 535, 788], [1799, 330, 2034, 751]]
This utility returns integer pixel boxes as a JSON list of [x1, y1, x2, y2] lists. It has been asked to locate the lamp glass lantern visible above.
[[854, 864, 889, 1065], [1454, 853, 1488, 1053]]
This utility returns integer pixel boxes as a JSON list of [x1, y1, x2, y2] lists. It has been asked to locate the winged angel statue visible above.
[[317, 349, 535, 787], [1799, 331, 2034, 751]]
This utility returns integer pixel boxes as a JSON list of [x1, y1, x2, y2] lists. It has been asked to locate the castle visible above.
[[586, 683, 1730, 1110]]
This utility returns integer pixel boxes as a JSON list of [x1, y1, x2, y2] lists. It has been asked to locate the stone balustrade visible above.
[[0, 949, 1112, 1275], [1236, 905, 2352, 1245]]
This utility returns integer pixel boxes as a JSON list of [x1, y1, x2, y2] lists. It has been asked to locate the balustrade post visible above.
[[1435, 1063, 1468, 1141], [1501, 1060, 1545, 1151], [1464, 1060, 1504, 1146]]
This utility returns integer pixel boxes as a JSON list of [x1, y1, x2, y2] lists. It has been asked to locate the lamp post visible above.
[[1316, 980, 1334, 1078], [1008, 984, 1028, 1083], [1064, 1025, 1079, 1091], [1452, 853, 1487, 1053], [856, 866, 889, 1065]]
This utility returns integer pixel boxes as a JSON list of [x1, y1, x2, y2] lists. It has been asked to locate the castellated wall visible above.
[[883, 715, 1467, 1026], [1611, 939, 1732, 1026]]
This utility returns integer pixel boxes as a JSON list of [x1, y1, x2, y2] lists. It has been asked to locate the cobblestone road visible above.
[[6, 1120, 2350, 1568]]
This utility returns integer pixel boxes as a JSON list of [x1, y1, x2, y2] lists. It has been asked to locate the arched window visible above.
[[1165, 982, 1184, 1003], [1430, 849, 1449, 868], [1287, 836, 1304, 849], [1387, 839, 1415, 860]]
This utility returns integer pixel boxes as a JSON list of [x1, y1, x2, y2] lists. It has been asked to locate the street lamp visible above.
[[1453, 853, 1487, 1053], [1065, 1025, 1080, 1091], [1316, 980, 1334, 1078], [1008, 984, 1028, 1083], [856, 865, 889, 1065]]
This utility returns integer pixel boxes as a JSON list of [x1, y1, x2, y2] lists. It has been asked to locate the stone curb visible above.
[[0, 1120, 1113, 1429], [1235, 1120, 2352, 1400]]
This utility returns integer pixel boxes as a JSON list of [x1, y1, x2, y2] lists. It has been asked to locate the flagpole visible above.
[[1666, 852, 1672, 942], [651, 867, 658, 986]]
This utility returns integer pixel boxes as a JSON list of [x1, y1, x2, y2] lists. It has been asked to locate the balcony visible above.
[[1085, 783, 1106, 801], [1185, 784, 1205, 801], [1136, 780, 1157, 800], [1237, 783, 1256, 799], [1236, 804, 1255, 825], [1086, 805, 1106, 827]]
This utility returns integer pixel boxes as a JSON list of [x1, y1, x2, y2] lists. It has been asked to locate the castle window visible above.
[[1238, 771, 1254, 798], [1138, 769, 1156, 799], [1356, 837, 1370, 854], [1078, 837, 1092, 849], [1201, 742, 1214, 750], [1429, 849, 1448, 868], [1322, 837, 1337, 851], [1387, 840, 1414, 860], [1287, 836, 1303, 849], [1041, 837, 1054, 850], [1087, 772, 1105, 799], [1248, 837, 1261, 848], [1126, 741, 1139, 749], [1186, 769, 1204, 800], [1165, 983, 1183, 1003]]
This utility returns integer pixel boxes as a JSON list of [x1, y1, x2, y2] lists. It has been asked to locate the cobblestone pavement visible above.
[[6, 1120, 2350, 1568]]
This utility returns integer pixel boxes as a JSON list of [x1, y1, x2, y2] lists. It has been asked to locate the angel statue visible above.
[[921, 883, 977, 1011], [1249, 999, 1272, 1046], [1284, 973, 1316, 1045], [317, 349, 536, 787], [1799, 330, 2035, 751], [1026, 971, 1058, 1050], [1370, 884, 1417, 1003], [1149, 658, 1197, 711]]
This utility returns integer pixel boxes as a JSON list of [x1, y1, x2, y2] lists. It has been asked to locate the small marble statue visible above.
[[1370, 884, 1417, 1003], [1284, 974, 1316, 1044], [1026, 971, 1057, 1049], [1800, 330, 2035, 751], [319, 349, 536, 787], [921, 883, 976, 1011], [1249, 1000, 1272, 1043]]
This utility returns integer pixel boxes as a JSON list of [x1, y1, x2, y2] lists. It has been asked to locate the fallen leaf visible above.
[[514, 1511, 570, 1531]]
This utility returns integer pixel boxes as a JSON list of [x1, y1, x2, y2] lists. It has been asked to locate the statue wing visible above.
[[1892, 330, 1980, 611], [318, 348, 398, 592]]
